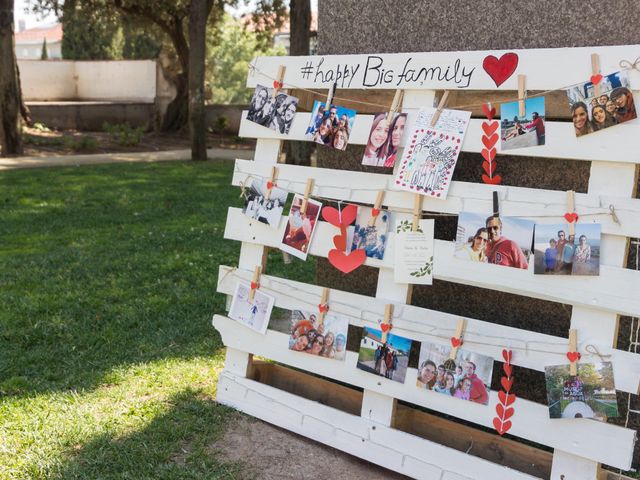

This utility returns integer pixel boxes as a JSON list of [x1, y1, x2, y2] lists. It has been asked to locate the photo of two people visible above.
[[361, 112, 408, 167], [247, 84, 299, 135], [356, 326, 412, 384]]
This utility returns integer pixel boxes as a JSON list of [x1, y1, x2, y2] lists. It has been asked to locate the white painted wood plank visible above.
[[217, 266, 640, 395], [224, 208, 640, 318], [248, 45, 640, 90], [213, 315, 636, 470], [253, 138, 281, 163], [232, 159, 640, 238], [550, 450, 601, 480], [217, 371, 541, 480], [222, 347, 252, 377], [239, 112, 640, 164]]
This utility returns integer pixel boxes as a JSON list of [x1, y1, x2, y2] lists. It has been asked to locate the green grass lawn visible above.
[[0, 160, 315, 479]]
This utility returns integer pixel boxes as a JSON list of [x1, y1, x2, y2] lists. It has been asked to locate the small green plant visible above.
[[210, 116, 229, 143], [23, 134, 64, 147], [32, 122, 51, 132], [64, 135, 99, 152], [102, 122, 145, 146]]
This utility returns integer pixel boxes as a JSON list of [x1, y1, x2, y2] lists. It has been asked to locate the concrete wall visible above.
[[206, 104, 246, 134], [16, 41, 62, 60], [27, 102, 155, 131]]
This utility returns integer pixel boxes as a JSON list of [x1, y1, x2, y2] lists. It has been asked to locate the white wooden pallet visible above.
[[214, 45, 640, 479]]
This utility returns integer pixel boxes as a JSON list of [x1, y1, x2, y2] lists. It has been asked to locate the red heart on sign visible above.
[[318, 304, 329, 313], [250, 281, 259, 290], [273, 80, 283, 89], [482, 174, 502, 185], [502, 349, 512, 364], [450, 337, 463, 348], [328, 249, 366, 274], [482, 161, 497, 176], [482, 104, 496, 120], [483, 52, 519, 87], [564, 212, 579, 223], [498, 390, 516, 406], [381, 323, 391, 333], [371, 208, 380, 217], [496, 403, 515, 420], [590, 74, 603, 85], [322, 204, 358, 227], [493, 418, 512, 436], [566, 351, 581, 363], [503, 364, 513, 377], [501, 377, 513, 391], [482, 133, 498, 150], [482, 122, 499, 136], [481, 148, 496, 162], [333, 234, 346, 251]]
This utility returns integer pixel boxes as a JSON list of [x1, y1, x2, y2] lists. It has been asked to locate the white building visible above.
[[15, 23, 63, 60]]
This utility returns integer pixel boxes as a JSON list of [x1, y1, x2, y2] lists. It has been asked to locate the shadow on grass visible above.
[[50, 389, 246, 480]]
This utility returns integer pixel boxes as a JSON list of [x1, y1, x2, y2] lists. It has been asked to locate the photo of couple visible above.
[[288, 310, 348, 361], [501, 97, 546, 151], [356, 326, 412, 384], [534, 223, 601, 276], [227, 282, 275, 335], [247, 84, 299, 135], [349, 206, 391, 260], [455, 212, 534, 269], [361, 112, 408, 167], [242, 179, 288, 228], [416, 341, 493, 406], [566, 70, 637, 137], [304, 101, 357, 150], [280, 194, 322, 261]]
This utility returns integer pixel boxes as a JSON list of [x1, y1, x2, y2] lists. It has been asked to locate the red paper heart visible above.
[[564, 212, 579, 223], [318, 304, 329, 313], [503, 364, 513, 377], [482, 161, 497, 176], [481, 148, 496, 162], [496, 404, 515, 420], [333, 234, 347, 251], [273, 80, 283, 89], [482, 104, 496, 120], [250, 281, 259, 290], [322, 204, 358, 227], [502, 349, 512, 364], [381, 323, 391, 333], [590, 74, 603, 85], [498, 390, 516, 406], [483, 53, 519, 87], [566, 351, 581, 363], [450, 337, 463, 348], [493, 417, 512, 436], [501, 377, 513, 391], [482, 122, 499, 136], [482, 133, 498, 150], [327, 249, 366, 274], [266, 181, 274, 189], [482, 174, 502, 185], [371, 208, 380, 217]]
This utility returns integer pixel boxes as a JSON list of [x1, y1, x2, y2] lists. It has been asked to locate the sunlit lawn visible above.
[[0, 160, 314, 479]]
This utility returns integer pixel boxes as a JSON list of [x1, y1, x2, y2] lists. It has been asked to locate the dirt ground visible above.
[[210, 414, 410, 480]]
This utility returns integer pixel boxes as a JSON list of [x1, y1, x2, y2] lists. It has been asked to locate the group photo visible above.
[[356, 327, 412, 384], [361, 112, 408, 167], [534, 223, 601, 276], [246, 84, 299, 135], [288, 310, 348, 361], [242, 179, 288, 228], [349, 206, 391, 260], [304, 100, 357, 150]]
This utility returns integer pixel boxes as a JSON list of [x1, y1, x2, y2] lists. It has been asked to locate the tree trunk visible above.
[[16, 61, 32, 126], [161, 17, 191, 131], [285, 0, 313, 166], [189, 0, 208, 160], [0, 0, 23, 156]]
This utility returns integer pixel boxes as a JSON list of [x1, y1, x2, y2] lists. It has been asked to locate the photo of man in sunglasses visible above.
[[485, 216, 529, 269]]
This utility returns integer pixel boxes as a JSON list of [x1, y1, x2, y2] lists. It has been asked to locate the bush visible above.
[[64, 136, 99, 152], [102, 122, 145, 146]]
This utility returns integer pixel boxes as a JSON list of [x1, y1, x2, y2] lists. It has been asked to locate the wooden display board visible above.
[[213, 45, 640, 479]]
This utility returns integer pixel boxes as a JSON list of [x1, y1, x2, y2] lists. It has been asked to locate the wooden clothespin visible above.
[[430, 90, 450, 127], [248, 265, 262, 302], [449, 318, 466, 359], [318, 287, 330, 326], [381, 304, 393, 343], [325, 82, 337, 108], [566, 190, 576, 236], [300, 178, 315, 215], [411, 194, 423, 232], [568, 328, 579, 376], [272, 65, 286, 98], [387, 89, 404, 121], [265, 166, 278, 200], [492, 191, 500, 217], [368, 190, 385, 227], [591, 53, 601, 98], [517, 74, 526, 118]]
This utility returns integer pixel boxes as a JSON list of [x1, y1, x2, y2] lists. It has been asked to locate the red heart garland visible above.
[[250, 281, 259, 290], [590, 74, 603, 85], [496, 403, 515, 420], [322, 204, 358, 227], [482, 161, 497, 176], [482, 122, 499, 136], [563, 212, 579, 223], [503, 363, 513, 377], [381, 323, 391, 333], [481, 148, 496, 162], [327, 249, 366, 274], [493, 418, 512, 436], [482, 133, 499, 150], [566, 351, 581, 363], [266, 181, 274, 190], [501, 376, 513, 391], [498, 390, 516, 406], [481, 174, 502, 185], [371, 208, 380, 217], [273, 80, 283, 89], [450, 337, 463, 348], [333, 234, 347, 251], [318, 304, 329, 313], [502, 349, 512, 363], [482, 53, 519, 87], [494, 349, 515, 436], [482, 104, 496, 120]]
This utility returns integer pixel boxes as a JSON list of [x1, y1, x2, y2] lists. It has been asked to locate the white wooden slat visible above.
[[550, 450, 601, 480], [216, 371, 541, 480], [248, 45, 640, 90], [240, 111, 640, 164], [217, 266, 640, 395], [253, 138, 281, 163], [232, 159, 640, 239], [213, 315, 636, 470], [224, 208, 640, 318]]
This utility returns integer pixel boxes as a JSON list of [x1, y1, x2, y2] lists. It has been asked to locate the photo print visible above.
[[246, 84, 299, 135], [356, 326, 413, 384], [350, 206, 391, 260], [361, 112, 408, 167], [545, 362, 619, 420], [416, 341, 494, 406], [280, 193, 322, 260], [288, 310, 349, 361], [501, 97, 546, 150], [566, 70, 637, 137], [228, 282, 275, 335], [242, 178, 288, 228], [534, 223, 601, 276], [304, 100, 357, 151], [455, 212, 534, 270]]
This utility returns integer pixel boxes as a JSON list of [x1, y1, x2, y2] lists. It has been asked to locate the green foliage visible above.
[[40, 38, 49, 60], [103, 122, 145, 146], [206, 14, 286, 104], [63, 135, 99, 151], [61, 3, 125, 60], [211, 116, 229, 137]]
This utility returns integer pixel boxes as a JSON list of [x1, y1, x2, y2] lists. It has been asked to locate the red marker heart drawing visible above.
[[564, 212, 579, 223], [450, 337, 463, 348], [483, 52, 519, 87], [566, 351, 581, 363], [482, 174, 502, 185], [322, 204, 358, 227], [327, 249, 366, 274]]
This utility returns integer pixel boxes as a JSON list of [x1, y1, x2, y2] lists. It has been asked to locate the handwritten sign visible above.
[[394, 219, 434, 285]]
